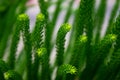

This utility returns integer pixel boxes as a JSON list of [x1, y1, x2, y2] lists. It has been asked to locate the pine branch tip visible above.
[[37, 48, 47, 57], [4, 70, 21, 80], [18, 14, 29, 21], [36, 13, 45, 21], [61, 23, 71, 32], [107, 34, 117, 42], [79, 35, 87, 43], [58, 64, 77, 75]]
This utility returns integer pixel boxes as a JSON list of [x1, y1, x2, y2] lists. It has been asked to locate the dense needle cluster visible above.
[[0, 0, 120, 80]]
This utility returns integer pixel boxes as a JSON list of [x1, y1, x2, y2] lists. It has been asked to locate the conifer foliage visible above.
[[0, 0, 120, 80]]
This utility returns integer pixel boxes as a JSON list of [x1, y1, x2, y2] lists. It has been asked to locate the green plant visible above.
[[0, 0, 120, 80]]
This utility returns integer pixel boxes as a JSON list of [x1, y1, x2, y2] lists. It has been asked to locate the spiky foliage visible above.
[[56, 23, 71, 66], [31, 13, 45, 80], [58, 64, 77, 75], [73, 0, 94, 70], [1, 0, 120, 80], [80, 34, 117, 80], [32, 13, 45, 48], [55, 23, 71, 80], [94, 49, 120, 80], [18, 14, 32, 80], [70, 35, 87, 76], [4, 70, 22, 80], [0, 0, 27, 58], [56, 64, 77, 80], [75, 0, 94, 39], [33, 47, 47, 80]]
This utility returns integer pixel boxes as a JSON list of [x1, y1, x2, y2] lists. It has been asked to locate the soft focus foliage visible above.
[[0, 0, 120, 80]]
